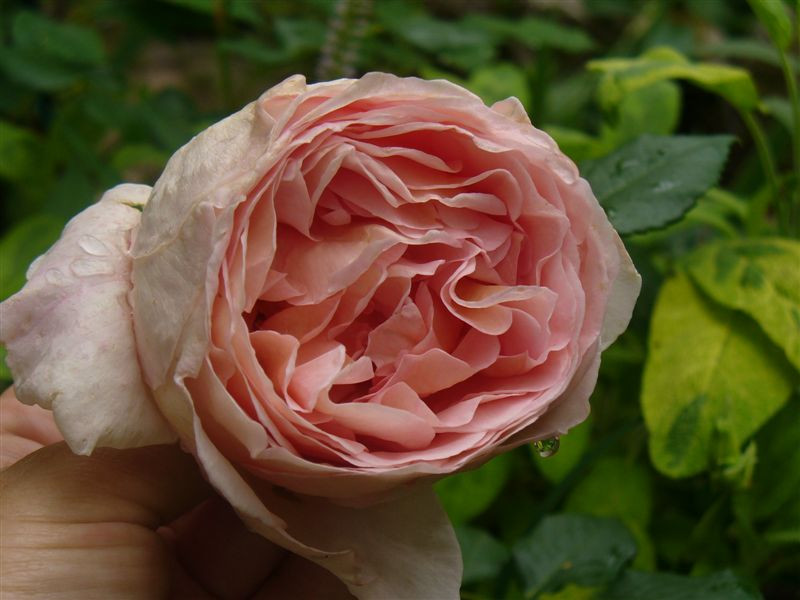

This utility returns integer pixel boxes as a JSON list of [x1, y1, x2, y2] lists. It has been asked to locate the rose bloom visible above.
[[0, 73, 640, 599]]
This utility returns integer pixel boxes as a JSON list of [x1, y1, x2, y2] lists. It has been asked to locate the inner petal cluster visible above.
[[204, 92, 602, 470]]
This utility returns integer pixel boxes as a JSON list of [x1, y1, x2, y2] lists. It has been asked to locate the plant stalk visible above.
[[778, 45, 800, 236], [740, 109, 785, 233]]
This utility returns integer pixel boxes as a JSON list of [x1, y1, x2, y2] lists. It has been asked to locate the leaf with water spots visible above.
[[687, 238, 800, 371], [581, 134, 734, 235], [642, 273, 795, 478]]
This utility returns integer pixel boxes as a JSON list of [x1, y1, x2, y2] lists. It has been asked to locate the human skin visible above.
[[0, 387, 353, 599]]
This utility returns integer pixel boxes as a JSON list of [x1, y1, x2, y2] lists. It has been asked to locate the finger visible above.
[[2, 442, 211, 527], [1, 443, 213, 599], [163, 497, 286, 599], [0, 386, 62, 468]]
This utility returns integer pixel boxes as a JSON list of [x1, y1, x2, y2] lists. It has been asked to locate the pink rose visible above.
[[0, 73, 640, 599]]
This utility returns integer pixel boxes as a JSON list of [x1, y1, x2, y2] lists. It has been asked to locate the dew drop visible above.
[[533, 437, 560, 458], [44, 268, 68, 286], [70, 258, 114, 277], [78, 234, 110, 257]]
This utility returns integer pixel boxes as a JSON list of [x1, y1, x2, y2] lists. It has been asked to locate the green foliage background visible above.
[[1, 0, 798, 598]]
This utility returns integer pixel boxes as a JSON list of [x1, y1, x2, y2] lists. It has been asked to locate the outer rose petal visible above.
[[131, 75, 318, 392], [491, 96, 531, 125], [601, 234, 641, 349], [192, 398, 462, 600], [498, 341, 601, 449], [0, 184, 175, 454]]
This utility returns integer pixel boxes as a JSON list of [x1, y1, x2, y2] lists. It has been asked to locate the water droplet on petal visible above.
[[45, 268, 68, 286], [78, 234, 110, 257], [533, 437, 560, 458], [70, 258, 114, 277]]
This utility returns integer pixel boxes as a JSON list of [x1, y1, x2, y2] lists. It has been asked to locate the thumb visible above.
[[2, 442, 211, 526], [1, 442, 212, 599]]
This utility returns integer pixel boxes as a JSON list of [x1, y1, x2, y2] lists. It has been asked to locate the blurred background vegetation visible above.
[[1, 1, 798, 599]]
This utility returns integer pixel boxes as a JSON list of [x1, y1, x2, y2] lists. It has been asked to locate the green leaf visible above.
[[747, 0, 794, 50], [581, 135, 734, 235], [601, 569, 762, 600], [389, 15, 494, 54], [763, 494, 800, 545], [564, 456, 655, 570], [589, 46, 759, 111], [642, 274, 795, 478], [12, 11, 105, 67], [762, 96, 796, 134], [468, 15, 595, 53], [455, 525, 510, 584], [0, 215, 65, 301], [0, 12, 105, 90], [513, 514, 636, 596], [683, 188, 748, 236], [533, 417, 592, 483], [0, 121, 41, 181], [687, 238, 800, 370], [602, 81, 681, 144], [0, 48, 83, 91], [548, 81, 681, 163], [435, 453, 512, 523], [745, 401, 800, 522], [543, 71, 598, 127], [701, 39, 798, 72], [377, 8, 497, 72], [467, 64, 531, 110], [540, 584, 602, 600], [564, 457, 652, 528]]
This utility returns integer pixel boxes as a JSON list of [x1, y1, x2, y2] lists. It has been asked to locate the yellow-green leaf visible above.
[[589, 46, 759, 112], [687, 238, 800, 370], [642, 274, 795, 478]]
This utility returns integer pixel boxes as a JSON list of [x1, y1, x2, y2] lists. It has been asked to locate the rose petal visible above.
[[0, 184, 175, 453]]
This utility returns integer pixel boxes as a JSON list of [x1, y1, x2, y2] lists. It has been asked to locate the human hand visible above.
[[0, 387, 354, 599]]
